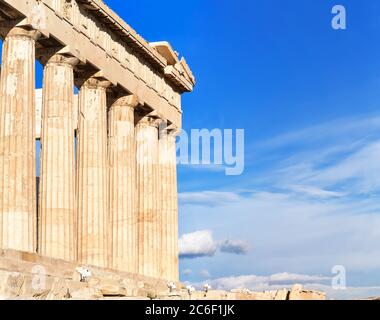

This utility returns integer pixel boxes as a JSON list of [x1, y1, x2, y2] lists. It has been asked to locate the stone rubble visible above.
[[0, 249, 326, 300]]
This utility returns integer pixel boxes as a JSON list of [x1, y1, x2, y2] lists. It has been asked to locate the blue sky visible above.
[[31, 0, 380, 298], [101, 0, 380, 299]]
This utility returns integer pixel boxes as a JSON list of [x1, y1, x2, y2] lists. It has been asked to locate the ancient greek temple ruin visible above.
[[0, 0, 194, 282]]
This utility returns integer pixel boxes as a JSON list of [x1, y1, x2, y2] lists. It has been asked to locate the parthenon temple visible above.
[[0, 0, 194, 282]]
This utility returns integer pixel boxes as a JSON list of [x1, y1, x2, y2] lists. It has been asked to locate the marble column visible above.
[[108, 95, 139, 273], [0, 27, 40, 252], [77, 77, 110, 268], [38, 53, 78, 261], [159, 127, 179, 281], [136, 115, 162, 278]]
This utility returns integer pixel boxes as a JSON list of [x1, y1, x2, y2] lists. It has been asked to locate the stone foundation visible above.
[[0, 249, 325, 300]]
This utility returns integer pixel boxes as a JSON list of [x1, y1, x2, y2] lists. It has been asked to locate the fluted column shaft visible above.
[[38, 53, 78, 260], [0, 27, 40, 252], [108, 95, 138, 273], [136, 116, 161, 278], [77, 77, 110, 268], [159, 129, 179, 281]]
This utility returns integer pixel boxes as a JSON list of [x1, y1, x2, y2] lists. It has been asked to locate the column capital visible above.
[[168, 128, 181, 138], [137, 115, 162, 129], [37, 47, 80, 67], [45, 53, 79, 68], [159, 123, 181, 139], [81, 77, 112, 90], [76, 70, 114, 89], [1, 25, 41, 41], [111, 95, 139, 110]]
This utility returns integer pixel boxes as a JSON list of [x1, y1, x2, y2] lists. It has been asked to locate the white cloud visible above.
[[287, 185, 345, 199], [179, 230, 218, 259], [179, 114, 380, 296], [255, 115, 380, 197], [197, 272, 329, 292], [268, 140, 380, 197], [307, 141, 380, 193], [180, 190, 380, 275], [193, 272, 380, 299], [179, 230, 251, 259], [255, 114, 380, 152]]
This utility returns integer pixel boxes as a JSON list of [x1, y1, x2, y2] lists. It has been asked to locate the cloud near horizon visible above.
[[191, 272, 380, 300], [178, 114, 380, 299], [197, 272, 330, 291]]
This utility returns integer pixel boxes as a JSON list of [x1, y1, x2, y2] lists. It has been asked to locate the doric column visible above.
[[0, 26, 40, 252], [108, 95, 139, 273], [159, 126, 179, 281], [136, 115, 162, 278], [77, 76, 110, 268], [38, 52, 79, 261]]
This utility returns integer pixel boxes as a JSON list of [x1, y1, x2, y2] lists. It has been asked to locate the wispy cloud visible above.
[[179, 191, 241, 206], [179, 114, 380, 298], [306, 141, 380, 194], [255, 114, 380, 197], [255, 114, 380, 152]]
